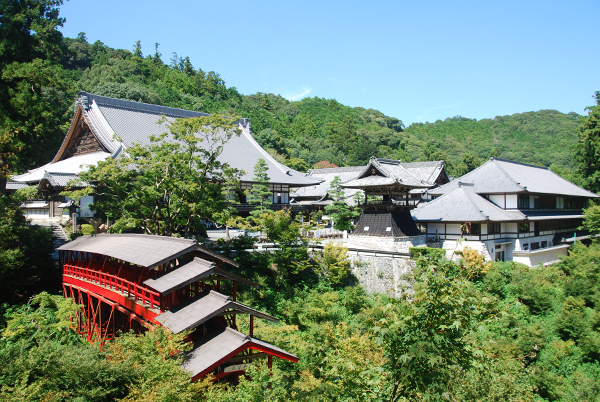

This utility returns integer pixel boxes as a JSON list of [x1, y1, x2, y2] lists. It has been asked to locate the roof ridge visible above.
[[80, 91, 211, 119], [207, 290, 232, 302], [459, 187, 488, 220], [224, 326, 252, 341], [89, 233, 197, 244], [491, 157, 550, 170], [490, 159, 526, 191]]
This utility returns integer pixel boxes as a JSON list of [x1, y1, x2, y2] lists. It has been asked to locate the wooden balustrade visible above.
[[63, 264, 161, 310]]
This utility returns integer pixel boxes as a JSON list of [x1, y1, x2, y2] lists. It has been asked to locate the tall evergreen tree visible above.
[[575, 91, 600, 193], [325, 176, 360, 231], [246, 158, 272, 217], [0, 0, 75, 173]]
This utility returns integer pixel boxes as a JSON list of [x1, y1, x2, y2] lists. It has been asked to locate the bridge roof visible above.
[[58, 234, 236, 269]]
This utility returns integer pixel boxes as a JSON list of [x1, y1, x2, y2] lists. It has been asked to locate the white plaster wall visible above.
[[447, 224, 462, 235], [429, 240, 492, 262], [513, 246, 569, 267], [428, 223, 445, 235], [506, 222, 518, 234], [506, 194, 518, 209], [489, 194, 505, 208]]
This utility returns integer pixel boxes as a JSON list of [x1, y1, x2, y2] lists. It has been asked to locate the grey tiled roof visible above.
[[183, 327, 298, 378], [75, 92, 320, 187], [144, 257, 256, 294], [401, 160, 447, 184], [291, 166, 364, 206], [354, 210, 421, 237], [412, 184, 526, 222], [58, 234, 198, 268], [428, 158, 599, 198], [342, 158, 437, 190], [12, 151, 109, 184], [154, 290, 277, 334], [41, 172, 80, 187], [6, 181, 29, 190]]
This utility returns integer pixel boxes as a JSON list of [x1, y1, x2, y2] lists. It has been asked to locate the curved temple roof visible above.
[[55, 92, 320, 186], [429, 158, 599, 197]]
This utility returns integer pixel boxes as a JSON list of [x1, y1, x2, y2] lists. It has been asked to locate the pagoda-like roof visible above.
[[12, 151, 109, 184], [155, 290, 277, 334], [342, 158, 442, 191]]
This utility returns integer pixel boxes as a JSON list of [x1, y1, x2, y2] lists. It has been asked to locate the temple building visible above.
[[290, 159, 448, 226], [59, 234, 297, 381], [412, 158, 599, 266], [12, 92, 320, 223]]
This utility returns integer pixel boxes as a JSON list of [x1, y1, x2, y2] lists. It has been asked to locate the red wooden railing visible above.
[[63, 265, 161, 310]]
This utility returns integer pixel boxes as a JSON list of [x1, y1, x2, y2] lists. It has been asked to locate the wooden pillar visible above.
[[250, 315, 254, 337], [233, 282, 237, 302]]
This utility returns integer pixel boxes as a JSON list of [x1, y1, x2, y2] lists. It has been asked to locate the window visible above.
[[488, 222, 501, 234], [522, 243, 529, 250], [519, 222, 530, 233], [463, 223, 480, 235], [541, 241, 548, 248], [530, 242, 540, 250], [518, 194, 530, 209]]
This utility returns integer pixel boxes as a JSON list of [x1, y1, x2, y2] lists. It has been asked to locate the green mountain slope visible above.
[[403, 111, 582, 175], [20, 34, 583, 177]]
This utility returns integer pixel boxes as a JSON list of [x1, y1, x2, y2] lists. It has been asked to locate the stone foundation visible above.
[[348, 254, 415, 297], [348, 235, 427, 253]]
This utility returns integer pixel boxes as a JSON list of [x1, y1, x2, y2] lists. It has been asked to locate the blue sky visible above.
[[58, 0, 599, 126]]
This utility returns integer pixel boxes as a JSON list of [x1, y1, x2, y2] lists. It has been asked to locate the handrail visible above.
[[63, 264, 161, 310]]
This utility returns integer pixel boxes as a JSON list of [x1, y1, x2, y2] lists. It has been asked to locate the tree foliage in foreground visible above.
[[0, 192, 56, 304], [7, 243, 600, 400], [64, 115, 241, 237]]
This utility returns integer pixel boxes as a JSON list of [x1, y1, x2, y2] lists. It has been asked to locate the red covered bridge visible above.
[[58, 234, 297, 381]]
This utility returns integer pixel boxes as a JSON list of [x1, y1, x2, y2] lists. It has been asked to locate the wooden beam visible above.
[[227, 352, 269, 363]]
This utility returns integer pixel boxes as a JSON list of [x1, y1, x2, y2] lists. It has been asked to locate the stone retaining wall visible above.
[[348, 254, 415, 297]]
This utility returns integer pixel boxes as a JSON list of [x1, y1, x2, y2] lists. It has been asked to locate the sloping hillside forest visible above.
[[3, 1, 600, 401], [0, 1, 588, 178]]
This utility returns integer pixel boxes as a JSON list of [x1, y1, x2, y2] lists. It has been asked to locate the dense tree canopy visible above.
[[575, 91, 600, 192], [64, 115, 241, 237]]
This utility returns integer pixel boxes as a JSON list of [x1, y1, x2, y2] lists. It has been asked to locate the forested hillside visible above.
[[3, 26, 583, 177]]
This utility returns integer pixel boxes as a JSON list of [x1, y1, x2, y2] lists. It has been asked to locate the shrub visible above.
[[80, 224, 95, 235]]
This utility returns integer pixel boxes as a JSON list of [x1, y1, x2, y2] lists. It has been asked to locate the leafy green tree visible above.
[[581, 203, 600, 237], [246, 158, 272, 221], [64, 115, 241, 237], [0, 193, 56, 303], [314, 242, 351, 286], [325, 176, 360, 231], [454, 152, 483, 176], [0, 293, 210, 401], [0, 0, 75, 172], [576, 91, 600, 193], [372, 251, 495, 401]]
